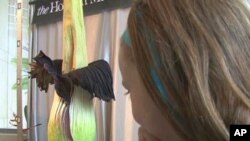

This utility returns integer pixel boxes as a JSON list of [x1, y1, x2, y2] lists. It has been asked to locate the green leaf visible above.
[[12, 76, 29, 90], [11, 58, 29, 70]]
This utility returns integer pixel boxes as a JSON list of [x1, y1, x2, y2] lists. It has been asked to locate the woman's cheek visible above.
[[129, 86, 147, 127]]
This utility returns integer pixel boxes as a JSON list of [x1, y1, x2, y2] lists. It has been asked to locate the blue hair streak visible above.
[[122, 29, 168, 104], [123, 7, 186, 131], [122, 29, 132, 47]]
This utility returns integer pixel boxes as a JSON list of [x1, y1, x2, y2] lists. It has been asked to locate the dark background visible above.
[[30, 0, 132, 25]]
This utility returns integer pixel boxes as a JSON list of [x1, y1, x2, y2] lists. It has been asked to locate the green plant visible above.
[[11, 57, 29, 124], [11, 58, 29, 91]]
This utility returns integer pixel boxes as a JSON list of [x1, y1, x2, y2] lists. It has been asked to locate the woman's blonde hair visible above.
[[127, 0, 250, 140]]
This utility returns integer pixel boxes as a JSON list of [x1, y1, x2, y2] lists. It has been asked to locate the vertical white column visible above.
[[16, 0, 23, 141]]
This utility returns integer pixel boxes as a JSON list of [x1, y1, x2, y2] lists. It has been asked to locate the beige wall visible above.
[[0, 133, 27, 141], [0, 134, 18, 141]]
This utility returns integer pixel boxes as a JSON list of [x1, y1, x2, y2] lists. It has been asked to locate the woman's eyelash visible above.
[[124, 90, 130, 95]]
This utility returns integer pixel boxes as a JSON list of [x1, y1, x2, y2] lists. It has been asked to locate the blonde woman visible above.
[[119, 0, 250, 141]]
